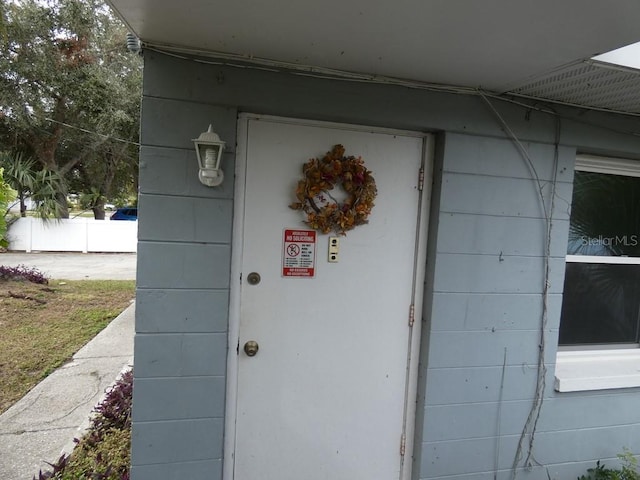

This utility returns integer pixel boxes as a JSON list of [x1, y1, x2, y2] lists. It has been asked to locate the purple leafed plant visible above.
[[33, 370, 133, 480], [0, 264, 49, 284], [92, 369, 133, 434]]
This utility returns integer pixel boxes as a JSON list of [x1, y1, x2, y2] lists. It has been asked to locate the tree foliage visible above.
[[1, 150, 65, 219], [0, 0, 141, 219], [0, 167, 17, 248]]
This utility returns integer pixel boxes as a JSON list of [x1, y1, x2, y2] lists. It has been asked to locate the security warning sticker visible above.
[[283, 229, 316, 277]]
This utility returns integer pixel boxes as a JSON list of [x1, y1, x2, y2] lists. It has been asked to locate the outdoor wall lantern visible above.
[[192, 124, 226, 187]]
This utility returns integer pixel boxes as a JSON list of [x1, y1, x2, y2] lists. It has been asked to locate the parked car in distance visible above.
[[110, 207, 138, 221]]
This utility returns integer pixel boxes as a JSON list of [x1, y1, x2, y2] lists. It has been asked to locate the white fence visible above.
[[7, 218, 137, 253]]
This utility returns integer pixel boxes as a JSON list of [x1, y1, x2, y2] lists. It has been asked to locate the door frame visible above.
[[223, 113, 434, 480]]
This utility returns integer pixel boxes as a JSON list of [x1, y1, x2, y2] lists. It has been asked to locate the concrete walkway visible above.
[[0, 252, 136, 479], [0, 252, 137, 281]]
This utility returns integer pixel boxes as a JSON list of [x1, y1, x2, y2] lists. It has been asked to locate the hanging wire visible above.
[[144, 44, 640, 122], [480, 94, 561, 479], [495, 347, 508, 480], [44, 117, 140, 146]]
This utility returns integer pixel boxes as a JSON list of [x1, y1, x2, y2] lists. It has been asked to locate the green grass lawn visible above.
[[0, 278, 135, 414]]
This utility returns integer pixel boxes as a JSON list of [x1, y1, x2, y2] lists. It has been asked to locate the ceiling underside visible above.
[[107, 0, 640, 115], [511, 61, 640, 114]]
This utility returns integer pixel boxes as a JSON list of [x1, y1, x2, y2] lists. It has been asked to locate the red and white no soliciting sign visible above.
[[283, 229, 316, 277]]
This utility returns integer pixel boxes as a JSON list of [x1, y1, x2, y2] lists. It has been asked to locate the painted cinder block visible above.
[[420, 432, 623, 479], [421, 435, 509, 477], [436, 213, 569, 258], [136, 289, 229, 334], [428, 292, 563, 332], [130, 460, 222, 480], [424, 400, 533, 442], [138, 146, 236, 199], [432, 253, 566, 294], [134, 333, 227, 378], [136, 242, 231, 290], [538, 392, 640, 432], [137, 195, 233, 244], [133, 376, 225, 421], [442, 132, 575, 183], [140, 97, 237, 152], [424, 392, 640, 447], [525, 424, 640, 465], [439, 172, 572, 220], [427, 329, 557, 368], [131, 418, 224, 465], [423, 365, 556, 405], [417, 471, 553, 480]]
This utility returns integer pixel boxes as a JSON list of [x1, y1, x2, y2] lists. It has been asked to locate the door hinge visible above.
[[400, 433, 406, 456], [408, 304, 415, 327], [418, 167, 425, 191]]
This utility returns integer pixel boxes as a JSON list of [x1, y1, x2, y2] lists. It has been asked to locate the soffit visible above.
[[107, 0, 640, 114]]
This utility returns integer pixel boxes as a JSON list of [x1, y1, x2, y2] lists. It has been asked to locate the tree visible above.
[[0, 150, 66, 219], [0, 168, 17, 248], [0, 0, 141, 219]]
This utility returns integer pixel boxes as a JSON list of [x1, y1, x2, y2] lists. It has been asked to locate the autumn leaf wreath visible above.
[[290, 144, 377, 235]]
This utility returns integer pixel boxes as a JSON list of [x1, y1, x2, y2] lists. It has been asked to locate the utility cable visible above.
[[480, 94, 559, 479], [145, 44, 640, 121], [44, 118, 140, 146]]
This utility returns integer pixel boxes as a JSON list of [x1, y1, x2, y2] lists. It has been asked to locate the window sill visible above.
[[555, 349, 640, 392]]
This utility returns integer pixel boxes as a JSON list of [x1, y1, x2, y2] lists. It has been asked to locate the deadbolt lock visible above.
[[244, 340, 259, 357], [247, 272, 261, 285]]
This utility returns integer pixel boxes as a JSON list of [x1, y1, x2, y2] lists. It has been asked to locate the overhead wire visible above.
[[44, 117, 140, 146], [145, 43, 640, 125]]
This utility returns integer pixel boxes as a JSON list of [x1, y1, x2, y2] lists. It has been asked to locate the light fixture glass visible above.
[[192, 125, 226, 187]]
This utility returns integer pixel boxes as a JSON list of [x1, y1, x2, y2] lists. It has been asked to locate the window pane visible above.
[[559, 263, 640, 345], [568, 171, 640, 257]]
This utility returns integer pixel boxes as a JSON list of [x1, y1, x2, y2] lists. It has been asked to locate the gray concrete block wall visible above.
[[132, 50, 640, 480], [416, 133, 640, 480], [131, 62, 238, 478], [416, 134, 567, 479]]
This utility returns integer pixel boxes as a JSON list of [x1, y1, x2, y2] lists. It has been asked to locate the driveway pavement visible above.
[[0, 252, 136, 479], [0, 252, 137, 280]]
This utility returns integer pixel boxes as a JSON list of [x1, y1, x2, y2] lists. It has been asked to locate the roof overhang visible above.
[[107, 0, 640, 115]]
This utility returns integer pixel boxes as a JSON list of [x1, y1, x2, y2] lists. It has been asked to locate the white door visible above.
[[230, 116, 431, 480]]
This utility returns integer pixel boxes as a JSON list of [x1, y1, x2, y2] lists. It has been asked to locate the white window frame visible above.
[[555, 154, 640, 392]]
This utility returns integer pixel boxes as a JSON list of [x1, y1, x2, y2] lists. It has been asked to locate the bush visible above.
[[60, 427, 130, 480], [579, 450, 640, 480], [0, 264, 48, 284], [35, 370, 133, 480]]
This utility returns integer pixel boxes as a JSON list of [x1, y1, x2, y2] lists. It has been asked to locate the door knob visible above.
[[244, 340, 259, 357]]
